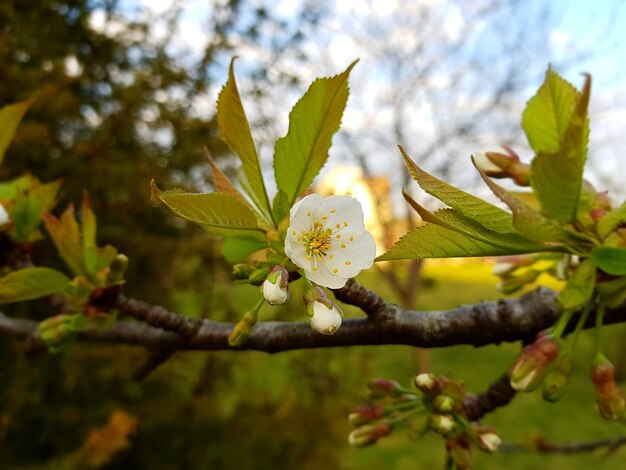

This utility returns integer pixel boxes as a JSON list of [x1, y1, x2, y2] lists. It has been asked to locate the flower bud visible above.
[[509, 334, 559, 391], [308, 300, 342, 335], [542, 371, 568, 403], [248, 266, 271, 286], [228, 312, 256, 346], [303, 285, 328, 305], [413, 373, 437, 395], [496, 269, 540, 294], [434, 395, 456, 413], [367, 379, 404, 398], [348, 405, 385, 426], [261, 266, 290, 305], [107, 254, 129, 284], [475, 430, 501, 454], [473, 147, 530, 186], [348, 421, 393, 447], [429, 414, 457, 436], [0, 203, 10, 226], [38, 314, 85, 353], [591, 359, 626, 420]]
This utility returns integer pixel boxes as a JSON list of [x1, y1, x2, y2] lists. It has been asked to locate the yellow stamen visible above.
[[345, 261, 352, 265]]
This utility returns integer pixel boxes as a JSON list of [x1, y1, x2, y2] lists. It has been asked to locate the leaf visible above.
[[217, 58, 272, 223], [32, 179, 63, 212], [591, 247, 626, 276], [597, 201, 626, 239], [81, 192, 98, 275], [476, 165, 587, 245], [402, 190, 557, 254], [522, 67, 578, 153], [42, 206, 86, 276], [399, 146, 514, 233], [0, 174, 31, 200], [0, 267, 71, 303], [0, 99, 32, 166], [12, 192, 41, 242], [205, 148, 248, 204], [529, 72, 590, 221], [222, 237, 267, 263], [95, 245, 119, 273], [273, 60, 358, 221], [376, 224, 526, 261], [151, 180, 266, 240], [558, 259, 596, 311]]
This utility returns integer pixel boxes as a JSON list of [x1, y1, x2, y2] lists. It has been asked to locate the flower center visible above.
[[304, 221, 332, 258]]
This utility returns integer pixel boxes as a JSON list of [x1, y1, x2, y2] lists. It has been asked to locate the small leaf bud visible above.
[[228, 312, 256, 347]]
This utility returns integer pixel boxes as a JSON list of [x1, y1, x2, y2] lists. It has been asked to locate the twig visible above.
[[502, 435, 626, 455], [464, 373, 517, 421]]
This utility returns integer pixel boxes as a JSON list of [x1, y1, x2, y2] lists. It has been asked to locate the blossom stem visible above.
[[551, 309, 574, 340], [249, 297, 265, 323], [568, 298, 595, 352]]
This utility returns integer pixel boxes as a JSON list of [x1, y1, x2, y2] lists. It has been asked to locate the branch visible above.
[[2, 282, 626, 354], [502, 435, 626, 454], [464, 373, 517, 421]]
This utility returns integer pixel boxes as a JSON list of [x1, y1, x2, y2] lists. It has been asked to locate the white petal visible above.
[[321, 195, 367, 234], [306, 260, 348, 289], [290, 193, 323, 222], [0, 204, 10, 226], [309, 301, 342, 335], [326, 232, 376, 277]]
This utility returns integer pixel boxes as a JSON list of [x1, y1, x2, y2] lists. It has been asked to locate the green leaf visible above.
[[558, 259, 596, 311], [42, 206, 86, 276], [151, 180, 266, 240], [591, 247, 626, 276], [0, 99, 32, 166], [0, 267, 71, 303], [81, 193, 98, 275], [0, 174, 31, 200], [273, 60, 358, 221], [529, 72, 590, 222], [597, 201, 626, 239], [216, 58, 272, 224], [12, 191, 41, 242], [476, 166, 586, 245], [376, 224, 525, 261], [522, 67, 578, 153], [402, 190, 556, 254], [399, 146, 514, 233], [222, 237, 267, 263]]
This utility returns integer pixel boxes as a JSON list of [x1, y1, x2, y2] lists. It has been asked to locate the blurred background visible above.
[[1, 0, 626, 468]]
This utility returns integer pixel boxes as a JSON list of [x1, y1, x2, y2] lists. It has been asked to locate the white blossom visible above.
[[308, 300, 342, 335], [284, 194, 376, 289], [0, 204, 10, 226]]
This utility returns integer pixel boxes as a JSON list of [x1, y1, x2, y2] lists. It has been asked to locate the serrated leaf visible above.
[[217, 59, 272, 224], [597, 201, 626, 239], [403, 190, 557, 254], [273, 60, 358, 221], [529, 73, 590, 222], [399, 146, 514, 233], [376, 224, 523, 261], [0, 267, 70, 303], [151, 180, 266, 240], [272, 189, 290, 224], [205, 149, 249, 205], [0, 174, 31, 200], [522, 67, 578, 153], [42, 205, 85, 276], [476, 166, 586, 245], [591, 247, 626, 276], [0, 99, 32, 166], [222, 237, 267, 263], [558, 259, 596, 311]]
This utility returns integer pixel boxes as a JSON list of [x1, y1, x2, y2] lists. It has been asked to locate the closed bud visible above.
[[303, 285, 328, 305], [232, 263, 253, 280], [348, 421, 393, 447], [447, 440, 471, 469], [475, 430, 501, 454], [429, 414, 457, 436], [367, 379, 404, 398], [509, 334, 559, 392], [348, 405, 385, 426], [591, 358, 626, 420], [261, 266, 290, 305], [228, 312, 256, 346], [248, 266, 271, 286], [434, 395, 456, 413], [107, 254, 129, 283], [308, 300, 342, 335], [542, 371, 569, 402], [38, 314, 85, 353], [414, 373, 437, 395], [473, 152, 506, 177]]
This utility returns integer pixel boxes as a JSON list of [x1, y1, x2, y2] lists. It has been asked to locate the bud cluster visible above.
[[415, 373, 502, 468], [590, 358, 626, 421], [509, 331, 560, 392]]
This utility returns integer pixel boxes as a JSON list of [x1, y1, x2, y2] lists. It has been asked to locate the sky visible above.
[[105, 0, 626, 203]]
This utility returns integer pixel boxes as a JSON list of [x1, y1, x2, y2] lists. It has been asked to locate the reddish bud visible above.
[[509, 334, 559, 391], [367, 379, 404, 398], [348, 421, 393, 447], [348, 405, 385, 426]]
